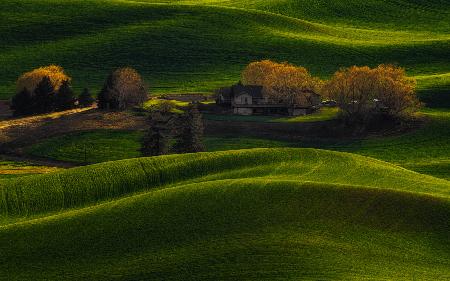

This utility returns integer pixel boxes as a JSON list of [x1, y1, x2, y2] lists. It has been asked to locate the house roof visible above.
[[232, 83, 264, 99]]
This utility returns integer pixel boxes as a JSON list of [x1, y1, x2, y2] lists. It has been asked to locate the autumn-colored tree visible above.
[[372, 65, 420, 116], [241, 60, 276, 86], [241, 60, 323, 106], [16, 65, 70, 94], [323, 65, 420, 122], [98, 67, 148, 110]]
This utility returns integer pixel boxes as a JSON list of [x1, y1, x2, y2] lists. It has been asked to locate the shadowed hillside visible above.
[[0, 0, 448, 100]]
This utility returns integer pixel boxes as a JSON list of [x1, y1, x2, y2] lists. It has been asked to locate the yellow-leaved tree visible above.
[[241, 60, 323, 106], [323, 65, 420, 121], [16, 65, 71, 94]]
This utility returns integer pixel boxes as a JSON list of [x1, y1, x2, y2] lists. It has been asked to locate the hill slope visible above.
[[0, 0, 449, 100], [1, 148, 449, 280]]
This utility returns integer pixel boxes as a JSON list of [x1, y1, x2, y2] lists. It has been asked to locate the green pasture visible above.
[[204, 107, 339, 123], [26, 130, 293, 164], [26, 108, 450, 179], [0, 0, 448, 103], [0, 160, 59, 179], [0, 148, 449, 279]]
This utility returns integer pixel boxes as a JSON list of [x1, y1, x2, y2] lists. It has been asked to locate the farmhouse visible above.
[[216, 82, 321, 116]]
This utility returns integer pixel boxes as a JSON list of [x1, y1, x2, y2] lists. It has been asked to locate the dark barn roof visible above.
[[232, 83, 264, 99]]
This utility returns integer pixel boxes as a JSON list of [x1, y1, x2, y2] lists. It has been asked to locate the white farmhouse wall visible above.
[[234, 94, 252, 105]]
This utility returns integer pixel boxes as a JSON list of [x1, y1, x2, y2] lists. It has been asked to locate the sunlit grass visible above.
[[0, 148, 449, 279], [0, 160, 59, 179], [0, 0, 448, 100]]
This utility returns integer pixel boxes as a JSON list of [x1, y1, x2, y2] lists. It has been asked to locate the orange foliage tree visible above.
[[323, 65, 420, 121], [98, 67, 148, 110], [16, 65, 70, 94], [241, 60, 323, 106]]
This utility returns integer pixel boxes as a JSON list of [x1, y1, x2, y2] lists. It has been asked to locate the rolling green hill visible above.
[[0, 0, 449, 103], [0, 148, 449, 279]]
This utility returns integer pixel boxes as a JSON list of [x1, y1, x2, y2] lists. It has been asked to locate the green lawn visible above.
[[1, 148, 449, 279], [0, 0, 448, 104]]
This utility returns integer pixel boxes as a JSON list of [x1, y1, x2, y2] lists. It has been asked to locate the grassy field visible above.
[[26, 108, 450, 180], [26, 130, 143, 164], [1, 1, 450, 279], [0, 148, 449, 279], [204, 107, 339, 123], [26, 130, 294, 164], [311, 109, 450, 180], [0, 160, 59, 179], [0, 0, 448, 103]]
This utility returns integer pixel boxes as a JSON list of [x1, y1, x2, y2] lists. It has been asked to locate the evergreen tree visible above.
[[11, 87, 33, 116], [97, 76, 111, 110], [174, 103, 205, 153], [141, 110, 175, 156], [55, 80, 76, 110], [78, 88, 95, 107], [33, 76, 55, 114]]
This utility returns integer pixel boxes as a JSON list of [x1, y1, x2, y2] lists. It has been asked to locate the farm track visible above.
[[0, 107, 147, 153]]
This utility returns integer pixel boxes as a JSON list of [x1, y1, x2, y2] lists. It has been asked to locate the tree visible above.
[[141, 107, 177, 156], [372, 65, 420, 117], [33, 76, 55, 114], [323, 65, 420, 123], [174, 103, 205, 153], [241, 60, 323, 106], [98, 67, 148, 110], [241, 59, 276, 86], [55, 80, 76, 110], [10, 88, 33, 116], [78, 88, 95, 107], [16, 65, 70, 94]]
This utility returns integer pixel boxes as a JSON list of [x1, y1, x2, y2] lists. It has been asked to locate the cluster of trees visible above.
[[10, 66, 148, 116], [323, 65, 420, 123], [141, 102, 205, 156], [11, 66, 94, 116], [242, 60, 323, 106], [241, 60, 420, 122]]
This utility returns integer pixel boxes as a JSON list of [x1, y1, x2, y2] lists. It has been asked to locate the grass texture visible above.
[[26, 108, 450, 180], [0, 160, 59, 179], [0, 0, 448, 103], [0, 148, 449, 279]]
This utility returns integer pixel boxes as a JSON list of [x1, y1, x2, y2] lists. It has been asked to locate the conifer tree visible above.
[[175, 103, 205, 153], [78, 88, 95, 107], [11, 87, 33, 116], [141, 110, 175, 156], [33, 76, 55, 114], [55, 80, 76, 110]]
